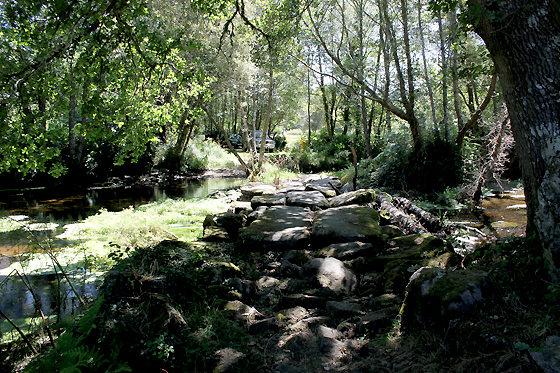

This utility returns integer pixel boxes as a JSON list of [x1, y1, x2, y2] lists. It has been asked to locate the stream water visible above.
[[0, 177, 245, 326]]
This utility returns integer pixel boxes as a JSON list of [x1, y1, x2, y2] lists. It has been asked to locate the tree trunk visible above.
[[258, 61, 274, 170], [450, 10, 465, 133], [438, 10, 450, 141], [418, 0, 438, 132], [357, 0, 372, 158], [468, 0, 560, 279]]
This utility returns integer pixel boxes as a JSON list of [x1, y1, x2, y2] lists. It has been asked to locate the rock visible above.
[[306, 176, 341, 188], [400, 267, 488, 330], [283, 250, 311, 265], [277, 181, 306, 193], [374, 233, 451, 270], [202, 226, 232, 242], [380, 225, 405, 239], [248, 318, 278, 334], [305, 183, 337, 198], [214, 348, 245, 373], [356, 307, 400, 334], [387, 233, 444, 253], [302, 257, 358, 294], [278, 306, 309, 324], [228, 201, 253, 214], [286, 191, 330, 210], [279, 260, 302, 278], [241, 182, 277, 198], [224, 300, 264, 322], [326, 301, 365, 318], [530, 335, 560, 373], [251, 193, 287, 209], [228, 277, 256, 298], [273, 363, 305, 373], [203, 212, 245, 240], [311, 205, 383, 248], [256, 276, 281, 290], [318, 325, 343, 340], [279, 294, 327, 309], [318, 241, 379, 261], [247, 206, 268, 225], [238, 206, 313, 251], [329, 189, 377, 208], [369, 293, 402, 309]]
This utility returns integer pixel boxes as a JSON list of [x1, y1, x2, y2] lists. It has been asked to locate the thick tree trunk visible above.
[[468, 0, 560, 278]]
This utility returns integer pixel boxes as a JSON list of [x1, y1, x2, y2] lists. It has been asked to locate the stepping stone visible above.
[[286, 191, 330, 210], [277, 181, 306, 193], [302, 257, 357, 294], [237, 206, 313, 251], [329, 189, 377, 208], [251, 193, 286, 209], [305, 183, 337, 198], [310, 205, 383, 247], [241, 182, 277, 198]]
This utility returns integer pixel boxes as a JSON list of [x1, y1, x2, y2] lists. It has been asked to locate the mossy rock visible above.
[[311, 206, 383, 248], [401, 267, 488, 332]]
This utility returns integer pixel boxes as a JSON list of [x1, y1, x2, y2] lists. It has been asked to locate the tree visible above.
[[464, 0, 560, 278]]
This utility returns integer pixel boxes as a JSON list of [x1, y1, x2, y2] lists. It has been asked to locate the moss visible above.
[[424, 270, 487, 309]]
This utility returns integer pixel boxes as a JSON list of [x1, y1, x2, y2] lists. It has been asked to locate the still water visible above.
[[0, 177, 245, 325], [0, 177, 246, 221]]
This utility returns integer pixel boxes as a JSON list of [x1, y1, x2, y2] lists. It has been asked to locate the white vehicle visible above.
[[248, 131, 275, 150]]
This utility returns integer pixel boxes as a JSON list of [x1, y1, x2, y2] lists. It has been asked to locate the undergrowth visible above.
[[23, 240, 261, 373]]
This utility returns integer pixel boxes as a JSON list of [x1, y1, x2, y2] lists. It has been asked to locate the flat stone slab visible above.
[[305, 183, 336, 198], [286, 191, 330, 210], [329, 189, 377, 208], [237, 206, 313, 250], [318, 241, 378, 261], [311, 205, 383, 247], [251, 194, 286, 209], [241, 182, 277, 197], [277, 181, 306, 193]]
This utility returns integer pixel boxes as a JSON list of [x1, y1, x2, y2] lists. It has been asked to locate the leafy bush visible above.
[[290, 130, 361, 172], [368, 132, 463, 193]]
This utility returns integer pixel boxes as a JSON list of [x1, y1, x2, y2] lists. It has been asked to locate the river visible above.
[[0, 176, 246, 326]]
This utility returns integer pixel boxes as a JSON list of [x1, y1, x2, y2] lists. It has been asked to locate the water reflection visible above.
[[0, 178, 245, 221], [0, 273, 100, 321]]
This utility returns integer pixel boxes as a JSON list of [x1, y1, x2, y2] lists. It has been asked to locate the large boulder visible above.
[[237, 206, 313, 251], [310, 205, 383, 248], [302, 257, 357, 295], [400, 267, 488, 331]]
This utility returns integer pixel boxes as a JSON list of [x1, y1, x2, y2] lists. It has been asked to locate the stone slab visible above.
[[310, 205, 383, 247], [237, 206, 313, 251], [286, 191, 330, 210]]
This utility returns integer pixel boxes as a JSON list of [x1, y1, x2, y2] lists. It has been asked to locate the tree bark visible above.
[[467, 0, 560, 279]]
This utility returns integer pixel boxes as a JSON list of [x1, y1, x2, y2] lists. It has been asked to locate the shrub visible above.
[[368, 132, 463, 193]]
